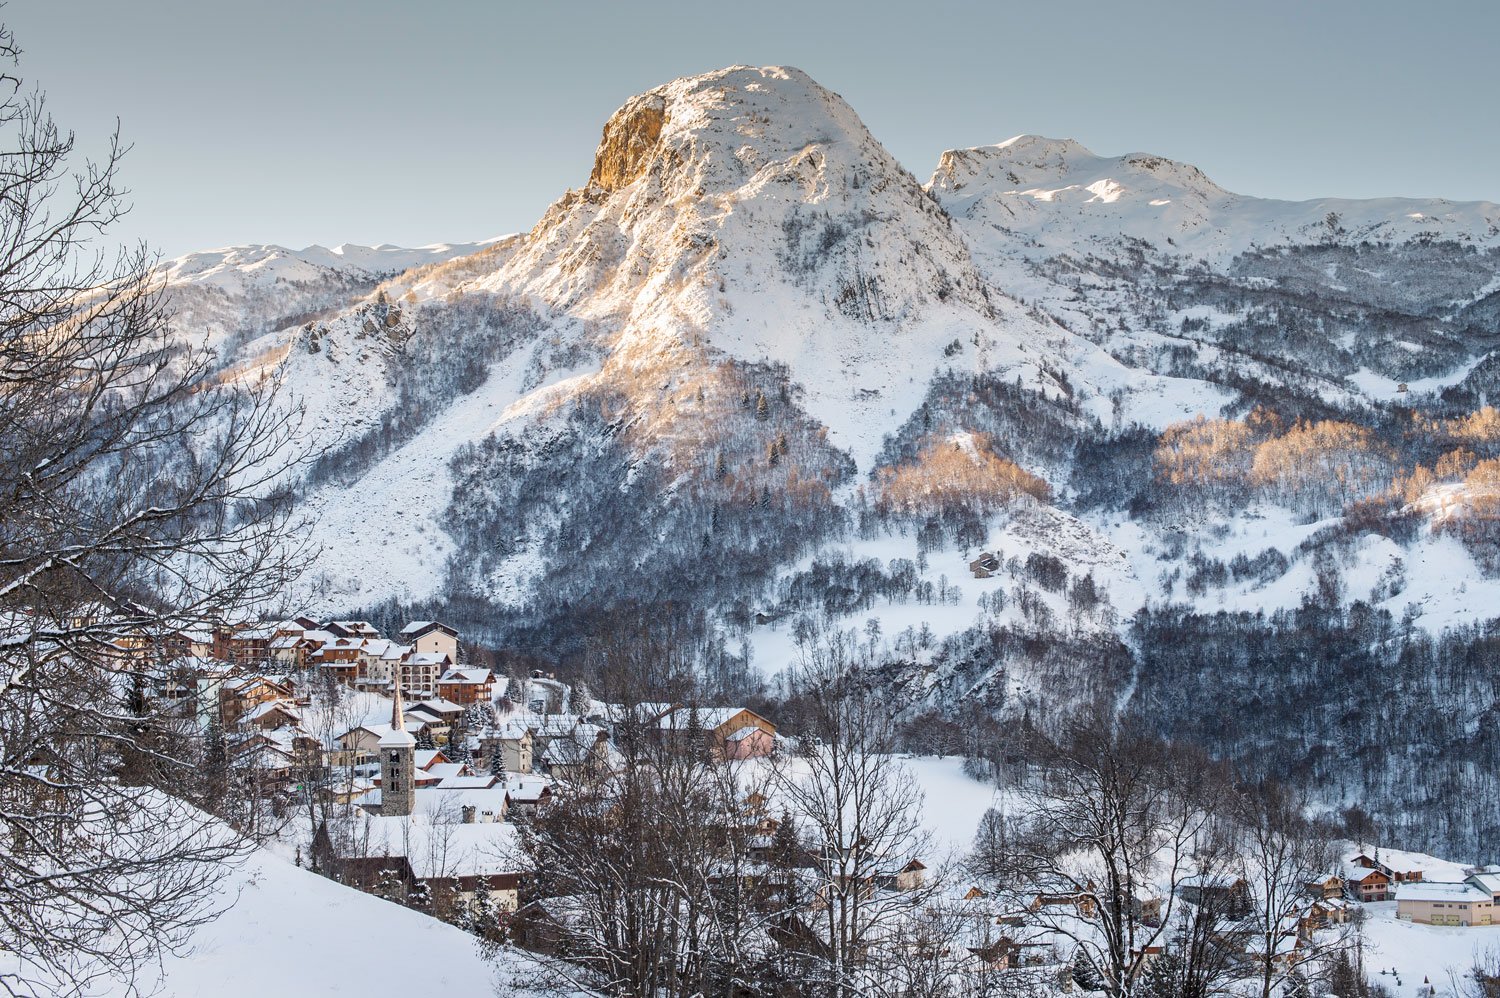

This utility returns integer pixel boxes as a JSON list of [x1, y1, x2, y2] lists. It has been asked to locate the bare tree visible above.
[[771, 639, 940, 998], [1010, 720, 1225, 998], [1234, 782, 1348, 998], [0, 25, 306, 996], [514, 688, 775, 997]]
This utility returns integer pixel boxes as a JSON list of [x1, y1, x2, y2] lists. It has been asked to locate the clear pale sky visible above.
[[12, 0, 1498, 258]]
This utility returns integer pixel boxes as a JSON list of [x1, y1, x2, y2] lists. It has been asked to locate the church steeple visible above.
[[378, 684, 416, 816]]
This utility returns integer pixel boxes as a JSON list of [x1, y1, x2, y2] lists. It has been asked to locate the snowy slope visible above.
[[182, 65, 1500, 680], [445, 66, 1082, 468], [0, 840, 575, 998], [930, 134, 1500, 264], [160, 241, 502, 292], [161, 239, 500, 356]]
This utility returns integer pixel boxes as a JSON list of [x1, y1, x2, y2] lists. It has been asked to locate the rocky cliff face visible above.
[[587, 93, 667, 192]]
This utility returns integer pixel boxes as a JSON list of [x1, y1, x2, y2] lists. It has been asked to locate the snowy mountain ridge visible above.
[[165, 64, 1500, 629], [931, 132, 1500, 263]]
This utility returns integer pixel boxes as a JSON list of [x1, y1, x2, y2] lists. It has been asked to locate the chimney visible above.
[[462, 804, 476, 824]]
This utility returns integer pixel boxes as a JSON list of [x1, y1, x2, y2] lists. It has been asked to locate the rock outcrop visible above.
[[587, 93, 666, 192]]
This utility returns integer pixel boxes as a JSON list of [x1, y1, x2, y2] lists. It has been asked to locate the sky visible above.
[[11, 0, 1500, 259]]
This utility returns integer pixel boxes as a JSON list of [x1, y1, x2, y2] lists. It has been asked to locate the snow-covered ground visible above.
[[0, 842, 576, 998], [1361, 902, 1500, 997], [899, 755, 1005, 855]]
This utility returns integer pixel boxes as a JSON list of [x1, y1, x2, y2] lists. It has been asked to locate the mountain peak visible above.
[[932, 134, 1229, 202], [573, 65, 875, 201]]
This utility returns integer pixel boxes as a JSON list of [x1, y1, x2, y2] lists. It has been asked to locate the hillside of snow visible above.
[[930, 133, 1500, 263], [160, 239, 501, 357], [92, 846, 568, 998]]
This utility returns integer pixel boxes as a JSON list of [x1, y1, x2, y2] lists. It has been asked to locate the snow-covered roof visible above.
[[244, 700, 300, 723], [378, 725, 417, 749], [504, 776, 552, 803], [657, 706, 753, 730], [401, 620, 457, 637], [329, 620, 382, 635], [1351, 847, 1470, 881], [436, 774, 498, 791], [1396, 881, 1492, 903], [440, 667, 492, 685], [489, 718, 533, 741], [1341, 860, 1387, 883], [343, 809, 520, 879]]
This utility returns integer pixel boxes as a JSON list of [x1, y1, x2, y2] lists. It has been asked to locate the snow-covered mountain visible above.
[[931, 133, 1500, 262], [176, 63, 1500, 629], [160, 239, 500, 356], [178, 65, 1500, 854]]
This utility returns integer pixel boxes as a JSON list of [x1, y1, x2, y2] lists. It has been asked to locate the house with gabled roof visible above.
[[325, 620, 382, 640], [401, 621, 459, 662], [1341, 860, 1392, 902], [437, 666, 494, 706], [656, 705, 777, 759]]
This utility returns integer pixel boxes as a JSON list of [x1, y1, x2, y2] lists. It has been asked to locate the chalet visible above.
[[542, 725, 616, 781], [154, 627, 213, 660], [966, 937, 1050, 972], [1297, 897, 1350, 931], [325, 620, 382, 640], [480, 721, 534, 774], [878, 859, 928, 892], [269, 633, 325, 668], [1029, 891, 1096, 918], [219, 675, 295, 725], [1349, 847, 1469, 885], [437, 667, 495, 706], [356, 639, 408, 691], [504, 776, 553, 816], [1341, 861, 1393, 902], [656, 705, 778, 759], [399, 651, 450, 696], [406, 698, 463, 743], [312, 818, 523, 910], [241, 699, 302, 731], [230, 733, 295, 779], [968, 552, 1001, 579], [231, 728, 318, 781], [1177, 873, 1252, 918], [1304, 874, 1345, 900], [401, 620, 460, 662], [215, 624, 276, 668]]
